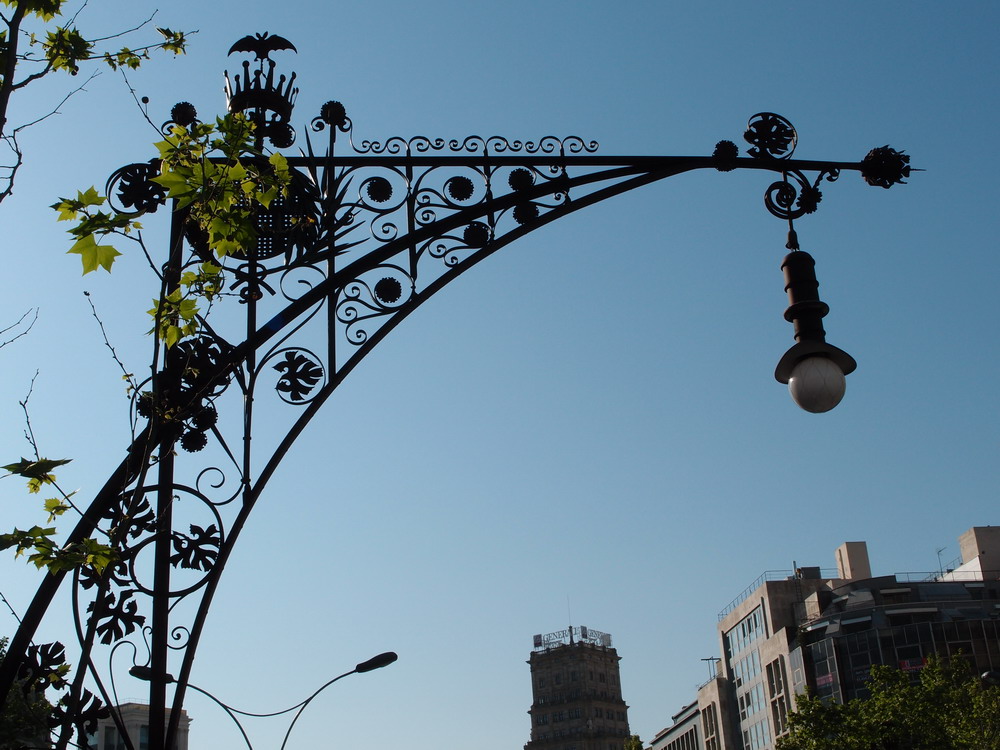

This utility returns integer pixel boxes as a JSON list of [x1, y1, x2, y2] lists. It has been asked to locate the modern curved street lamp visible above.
[[128, 651, 397, 749], [0, 34, 911, 750]]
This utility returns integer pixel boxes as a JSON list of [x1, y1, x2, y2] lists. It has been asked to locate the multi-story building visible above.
[[525, 626, 631, 750], [651, 526, 1000, 750], [87, 702, 191, 750]]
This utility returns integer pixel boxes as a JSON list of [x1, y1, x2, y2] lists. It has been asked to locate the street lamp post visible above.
[[0, 34, 911, 750], [128, 652, 398, 749]]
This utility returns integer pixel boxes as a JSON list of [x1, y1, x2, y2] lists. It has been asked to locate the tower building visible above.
[[525, 626, 631, 750]]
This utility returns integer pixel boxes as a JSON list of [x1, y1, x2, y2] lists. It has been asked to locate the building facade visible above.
[[525, 626, 631, 750], [652, 526, 1000, 750], [87, 702, 191, 750]]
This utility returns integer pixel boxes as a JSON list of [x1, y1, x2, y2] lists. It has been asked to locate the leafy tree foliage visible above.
[[623, 734, 643, 750], [777, 656, 1000, 750], [0, 7, 189, 744], [0, 637, 54, 750], [1, 1, 193, 576], [2, 99, 292, 746], [0, 0, 189, 203]]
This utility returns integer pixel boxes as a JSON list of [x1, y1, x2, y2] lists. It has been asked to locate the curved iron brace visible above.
[[162, 152, 881, 744]]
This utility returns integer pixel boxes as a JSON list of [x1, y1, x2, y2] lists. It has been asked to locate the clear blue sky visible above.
[[2, 2, 998, 749]]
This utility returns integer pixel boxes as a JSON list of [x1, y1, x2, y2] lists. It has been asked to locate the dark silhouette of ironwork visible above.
[[0, 34, 910, 750]]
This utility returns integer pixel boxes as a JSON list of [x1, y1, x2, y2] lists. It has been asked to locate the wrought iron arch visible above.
[[0, 37, 911, 750]]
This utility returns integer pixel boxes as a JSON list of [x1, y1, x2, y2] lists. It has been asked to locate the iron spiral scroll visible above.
[[0, 33, 911, 750]]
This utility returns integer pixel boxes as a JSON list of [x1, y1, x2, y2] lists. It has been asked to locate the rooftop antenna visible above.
[[937, 546, 947, 576], [701, 657, 720, 681], [567, 596, 574, 644]]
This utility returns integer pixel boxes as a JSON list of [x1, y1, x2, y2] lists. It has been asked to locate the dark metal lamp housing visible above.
[[774, 250, 857, 413]]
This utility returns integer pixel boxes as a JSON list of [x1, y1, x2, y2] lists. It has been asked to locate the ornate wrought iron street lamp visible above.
[[0, 34, 910, 750]]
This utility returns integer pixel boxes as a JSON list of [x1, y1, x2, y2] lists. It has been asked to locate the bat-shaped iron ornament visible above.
[[228, 33, 297, 61]]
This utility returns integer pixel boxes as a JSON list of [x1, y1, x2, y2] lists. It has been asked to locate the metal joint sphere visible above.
[[0, 34, 910, 750]]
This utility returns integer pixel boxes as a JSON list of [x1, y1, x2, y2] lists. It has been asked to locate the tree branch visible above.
[[85, 10, 156, 44], [83, 291, 138, 393], [0, 2, 28, 138], [0, 589, 23, 625], [11, 69, 98, 127], [0, 307, 37, 349]]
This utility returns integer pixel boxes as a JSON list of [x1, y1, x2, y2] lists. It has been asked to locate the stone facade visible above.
[[88, 702, 191, 750], [526, 627, 631, 750]]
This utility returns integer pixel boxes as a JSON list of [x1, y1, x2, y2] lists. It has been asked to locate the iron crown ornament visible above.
[[0, 34, 912, 750]]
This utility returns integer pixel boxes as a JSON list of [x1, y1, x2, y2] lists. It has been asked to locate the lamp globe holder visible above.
[[774, 250, 856, 413]]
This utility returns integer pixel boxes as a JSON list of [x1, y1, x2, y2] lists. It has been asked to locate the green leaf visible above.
[[150, 170, 194, 198], [269, 151, 290, 179], [44, 497, 70, 521], [67, 234, 121, 274], [51, 198, 80, 222], [4, 0, 62, 22], [43, 26, 93, 74], [0, 526, 57, 556], [155, 27, 187, 55], [256, 186, 279, 209], [227, 161, 248, 184], [164, 324, 180, 349], [78, 186, 104, 207], [3, 457, 71, 479]]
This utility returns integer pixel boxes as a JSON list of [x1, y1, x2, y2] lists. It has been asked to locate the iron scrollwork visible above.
[[744, 112, 835, 221]]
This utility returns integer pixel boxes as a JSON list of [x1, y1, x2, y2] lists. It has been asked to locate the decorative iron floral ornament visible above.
[[744, 112, 799, 159], [861, 145, 913, 188], [225, 33, 299, 148], [0, 34, 913, 750]]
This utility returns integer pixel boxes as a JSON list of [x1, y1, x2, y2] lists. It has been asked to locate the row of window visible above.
[[596, 708, 627, 721], [537, 670, 617, 688], [535, 708, 583, 725], [731, 649, 762, 689], [813, 617, 1000, 701], [533, 728, 629, 741], [741, 717, 770, 750], [534, 708, 626, 726], [701, 702, 721, 750], [726, 605, 765, 659], [534, 689, 622, 704], [766, 655, 791, 736], [662, 725, 699, 750], [737, 682, 766, 721], [91, 725, 150, 750]]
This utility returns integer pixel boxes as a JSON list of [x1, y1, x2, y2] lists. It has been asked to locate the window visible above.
[[103, 726, 126, 750], [737, 683, 766, 721], [726, 605, 766, 661], [702, 702, 721, 750], [767, 656, 790, 735], [741, 718, 771, 750]]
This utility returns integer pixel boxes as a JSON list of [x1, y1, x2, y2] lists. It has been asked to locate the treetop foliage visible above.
[[777, 656, 1000, 750], [0, 0, 191, 204]]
